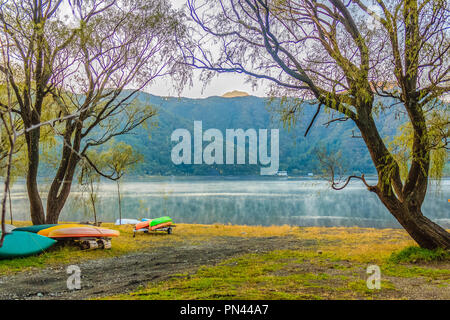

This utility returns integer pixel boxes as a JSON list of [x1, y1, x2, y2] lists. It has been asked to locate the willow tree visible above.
[[184, 0, 450, 249], [0, 0, 189, 224], [100, 141, 143, 225]]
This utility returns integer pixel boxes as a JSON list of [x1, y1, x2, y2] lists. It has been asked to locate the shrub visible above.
[[389, 246, 450, 264]]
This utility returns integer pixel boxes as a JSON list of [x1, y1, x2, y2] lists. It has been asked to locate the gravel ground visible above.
[[0, 236, 315, 300]]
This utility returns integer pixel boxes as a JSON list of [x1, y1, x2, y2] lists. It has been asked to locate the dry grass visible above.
[[294, 227, 417, 263], [0, 221, 444, 275]]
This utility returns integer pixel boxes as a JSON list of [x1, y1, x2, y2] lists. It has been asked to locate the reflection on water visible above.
[[7, 177, 450, 228]]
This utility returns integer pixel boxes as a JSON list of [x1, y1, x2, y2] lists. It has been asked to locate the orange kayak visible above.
[[135, 220, 150, 230], [38, 224, 96, 237], [150, 222, 172, 230], [47, 227, 120, 239]]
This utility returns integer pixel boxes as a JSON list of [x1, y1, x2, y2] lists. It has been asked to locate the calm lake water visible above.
[[6, 177, 450, 228]]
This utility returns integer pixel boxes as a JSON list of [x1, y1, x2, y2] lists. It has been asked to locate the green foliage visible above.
[[389, 246, 450, 264], [101, 140, 144, 177], [0, 87, 26, 182], [428, 108, 449, 180], [387, 105, 449, 182], [387, 123, 412, 181]]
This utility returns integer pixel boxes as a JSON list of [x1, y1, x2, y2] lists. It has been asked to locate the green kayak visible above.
[[0, 231, 57, 259], [14, 224, 58, 233], [150, 216, 172, 227]]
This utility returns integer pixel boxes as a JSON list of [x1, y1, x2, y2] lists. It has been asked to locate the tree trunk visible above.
[[45, 124, 82, 224], [45, 160, 78, 224], [25, 130, 45, 225], [377, 192, 450, 249], [356, 109, 450, 249], [117, 181, 122, 225], [8, 186, 12, 224], [398, 210, 450, 249], [90, 191, 97, 225]]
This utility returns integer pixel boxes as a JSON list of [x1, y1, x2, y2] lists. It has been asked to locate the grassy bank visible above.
[[105, 225, 450, 300], [1, 222, 449, 299]]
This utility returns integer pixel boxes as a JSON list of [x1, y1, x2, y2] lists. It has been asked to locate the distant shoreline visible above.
[[4, 174, 450, 184]]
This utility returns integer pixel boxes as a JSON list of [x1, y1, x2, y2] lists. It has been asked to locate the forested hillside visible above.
[[99, 92, 405, 176]]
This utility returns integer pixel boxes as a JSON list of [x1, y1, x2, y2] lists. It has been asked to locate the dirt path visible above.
[[0, 236, 315, 300]]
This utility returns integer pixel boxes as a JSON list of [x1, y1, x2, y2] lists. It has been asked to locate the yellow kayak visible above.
[[38, 224, 96, 237]]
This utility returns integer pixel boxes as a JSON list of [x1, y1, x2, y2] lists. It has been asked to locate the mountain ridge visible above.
[[39, 91, 448, 177], [107, 92, 404, 176]]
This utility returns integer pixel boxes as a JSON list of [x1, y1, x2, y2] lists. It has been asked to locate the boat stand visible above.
[[133, 225, 176, 238], [53, 237, 112, 250]]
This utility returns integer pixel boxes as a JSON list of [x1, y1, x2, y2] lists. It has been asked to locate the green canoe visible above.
[[14, 224, 57, 233], [0, 231, 57, 259], [150, 216, 172, 227]]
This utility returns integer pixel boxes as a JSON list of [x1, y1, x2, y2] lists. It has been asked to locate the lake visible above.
[[6, 177, 450, 228]]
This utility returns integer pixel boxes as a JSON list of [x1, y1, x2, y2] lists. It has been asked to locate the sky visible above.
[[57, 0, 269, 98], [146, 72, 268, 99], [145, 0, 269, 98]]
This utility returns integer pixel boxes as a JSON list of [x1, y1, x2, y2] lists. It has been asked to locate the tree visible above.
[[0, 23, 63, 245], [0, 36, 16, 246], [0, 0, 189, 224], [101, 141, 143, 225], [77, 151, 103, 226], [0, 25, 27, 246], [183, 0, 450, 248], [0, 103, 15, 248]]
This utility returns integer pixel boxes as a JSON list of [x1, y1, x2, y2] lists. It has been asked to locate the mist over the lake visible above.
[[7, 177, 449, 229]]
